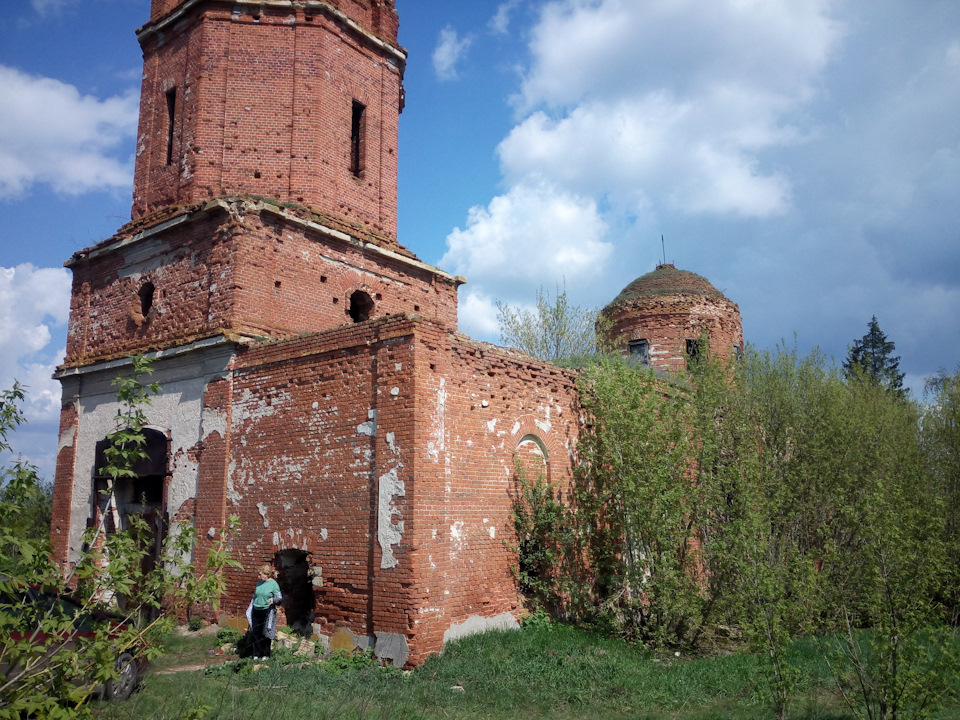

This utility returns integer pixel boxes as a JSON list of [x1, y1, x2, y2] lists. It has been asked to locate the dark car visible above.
[[1, 585, 149, 704]]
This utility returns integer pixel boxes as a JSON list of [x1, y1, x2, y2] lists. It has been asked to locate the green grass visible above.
[[91, 624, 960, 720]]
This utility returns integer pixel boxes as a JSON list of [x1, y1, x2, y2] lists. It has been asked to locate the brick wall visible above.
[[217, 316, 418, 644], [49, 400, 79, 570], [134, 1, 403, 237], [404, 325, 581, 664], [607, 293, 744, 372], [197, 316, 581, 665], [63, 201, 457, 367]]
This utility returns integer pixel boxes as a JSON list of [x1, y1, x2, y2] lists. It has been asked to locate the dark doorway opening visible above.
[[275, 549, 315, 634], [93, 428, 169, 578]]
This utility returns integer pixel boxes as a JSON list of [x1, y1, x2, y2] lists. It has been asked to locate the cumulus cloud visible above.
[[0, 66, 138, 200], [440, 179, 612, 302], [432, 27, 473, 81], [456, 289, 501, 340], [496, 0, 845, 219], [0, 264, 71, 480], [0, 264, 71, 419]]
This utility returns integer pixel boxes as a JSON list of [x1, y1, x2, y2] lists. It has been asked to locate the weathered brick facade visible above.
[[602, 264, 744, 372], [51, 0, 741, 667]]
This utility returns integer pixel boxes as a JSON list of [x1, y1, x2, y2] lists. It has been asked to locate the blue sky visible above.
[[2, 0, 959, 481]]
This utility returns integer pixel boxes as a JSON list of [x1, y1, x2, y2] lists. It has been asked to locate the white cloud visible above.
[[489, 0, 845, 219], [31, 0, 74, 16], [0, 65, 138, 200], [0, 265, 71, 480], [440, 179, 612, 300], [432, 27, 473, 81], [456, 289, 501, 340], [490, 1, 521, 35], [0, 264, 71, 421]]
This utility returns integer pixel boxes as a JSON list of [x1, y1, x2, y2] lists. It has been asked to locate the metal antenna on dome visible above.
[[661, 235, 666, 266]]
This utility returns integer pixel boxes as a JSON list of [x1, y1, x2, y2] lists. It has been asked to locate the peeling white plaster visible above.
[[357, 409, 377, 437], [486, 419, 497, 433], [321, 528, 328, 540], [57, 424, 76, 453], [489, 526, 496, 539], [386, 432, 397, 455], [390, 387, 399, 396], [395, 363, 402, 372], [201, 405, 227, 440], [431, 528, 438, 539], [257, 502, 269, 527], [535, 418, 552, 433], [429, 554, 436, 568], [273, 531, 280, 546], [377, 467, 405, 569], [443, 613, 519, 644], [450, 521, 465, 554], [312, 401, 319, 409], [429, 378, 446, 462], [511, 421, 521, 435]]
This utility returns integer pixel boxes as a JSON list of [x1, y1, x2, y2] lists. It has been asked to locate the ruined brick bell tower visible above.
[[53, 0, 586, 668], [136, 0, 403, 236]]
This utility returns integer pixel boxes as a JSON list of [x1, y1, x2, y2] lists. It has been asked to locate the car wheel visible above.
[[106, 651, 137, 701]]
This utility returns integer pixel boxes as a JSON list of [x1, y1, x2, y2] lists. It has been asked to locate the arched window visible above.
[[516, 434, 549, 482], [348, 290, 374, 323]]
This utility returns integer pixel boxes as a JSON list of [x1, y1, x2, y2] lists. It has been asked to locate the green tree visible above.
[[921, 368, 960, 619], [0, 359, 239, 718], [844, 316, 905, 394], [496, 283, 606, 362]]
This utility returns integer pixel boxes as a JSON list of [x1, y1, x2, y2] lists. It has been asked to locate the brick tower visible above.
[[601, 264, 744, 371], [52, 0, 589, 668], [135, 0, 403, 237]]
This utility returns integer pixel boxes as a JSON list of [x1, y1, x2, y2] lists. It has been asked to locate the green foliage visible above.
[[0, 358, 239, 718], [496, 283, 609, 362], [215, 627, 244, 645], [511, 341, 959, 720], [843, 316, 905, 395], [922, 368, 960, 619]]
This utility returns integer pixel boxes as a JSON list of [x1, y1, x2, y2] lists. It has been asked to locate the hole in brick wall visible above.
[[348, 290, 374, 322], [375, 293, 382, 301], [429, 363, 436, 371], [332, 297, 339, 305], [413, 305, 420, 312], [275, 549, 314, 634], [274, 281, 281, 289], [139, 282, 155, 317], [254, 170, 261, 178], [320, 276, 327, 283]]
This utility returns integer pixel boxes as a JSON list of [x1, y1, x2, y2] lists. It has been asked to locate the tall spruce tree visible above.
[[843, 315, 905, 394]]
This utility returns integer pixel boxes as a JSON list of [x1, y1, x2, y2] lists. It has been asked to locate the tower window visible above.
[[685, 338, 701, 362], [165, 88, 177, 166], [733, 343, 743, 361], [350, 100, 366, 178], [139, 282, 155, 317], [348, 290, 374, 323], [628, 339, 650, 366]]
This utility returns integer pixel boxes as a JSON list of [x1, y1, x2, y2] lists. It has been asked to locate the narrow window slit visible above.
[[350, 100, 366, 178], [165, 88, 177, 166]]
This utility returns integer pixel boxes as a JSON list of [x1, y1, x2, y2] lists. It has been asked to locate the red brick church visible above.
[[50, 0, 742, 667]]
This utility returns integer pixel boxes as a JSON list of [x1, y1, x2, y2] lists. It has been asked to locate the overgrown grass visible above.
[[92, 625, 960, 720]]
